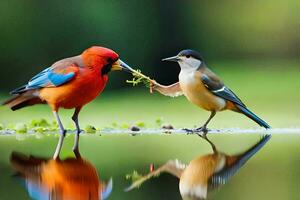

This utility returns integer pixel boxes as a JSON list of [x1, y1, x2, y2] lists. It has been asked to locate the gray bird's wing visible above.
[[200, 72, 245, 107], [208, 134, 271, 190]]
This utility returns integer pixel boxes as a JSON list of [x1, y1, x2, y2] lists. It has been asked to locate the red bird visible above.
[[10, 151, 113, 200], [3, 46, 131, 159]]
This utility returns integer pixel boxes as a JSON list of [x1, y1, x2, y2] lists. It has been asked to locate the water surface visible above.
[[0, 132, 299, 199]]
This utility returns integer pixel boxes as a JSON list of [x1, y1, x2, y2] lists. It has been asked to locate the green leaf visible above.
[[85, 125, 97, 134], [15, 123, 27, 134]]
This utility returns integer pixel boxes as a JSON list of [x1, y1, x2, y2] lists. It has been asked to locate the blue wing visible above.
[[28, 67, 75, 88], [101, 178, 113, 200], [10, 67, 75, 94]]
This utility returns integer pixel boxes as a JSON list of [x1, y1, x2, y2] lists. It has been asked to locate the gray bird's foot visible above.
[[182, 128, 195, 135], [195, 126, 209, 133], [183, 127, 209, 135]]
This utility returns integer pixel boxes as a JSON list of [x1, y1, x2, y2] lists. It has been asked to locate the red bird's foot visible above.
[[75, 129, 84, 134]]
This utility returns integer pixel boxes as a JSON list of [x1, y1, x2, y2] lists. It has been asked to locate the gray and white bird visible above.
[[152, 49, 270, 133], [125, 134, 271, 200]]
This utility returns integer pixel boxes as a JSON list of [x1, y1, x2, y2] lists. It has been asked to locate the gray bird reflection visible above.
[[125, 134, 271, 200]]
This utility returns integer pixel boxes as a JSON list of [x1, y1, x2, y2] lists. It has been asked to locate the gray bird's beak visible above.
[[162, 56, 179, 62], [120, 59, 135, 73]]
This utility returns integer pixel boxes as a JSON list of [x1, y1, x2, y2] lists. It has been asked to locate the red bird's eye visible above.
[[107, 58, 113, 63]]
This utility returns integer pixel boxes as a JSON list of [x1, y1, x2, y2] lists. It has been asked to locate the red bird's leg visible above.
[[72, 107, 82, 156], [53, 111, 66, 159]]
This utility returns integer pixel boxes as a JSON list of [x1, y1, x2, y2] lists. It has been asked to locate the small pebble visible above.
[[130, 126, 140, 132], [85, 125, 97, 134], [162, 124, 174, 130]]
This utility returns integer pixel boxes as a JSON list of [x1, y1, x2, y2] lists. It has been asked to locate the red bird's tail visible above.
[[2, 90, 44, 111]]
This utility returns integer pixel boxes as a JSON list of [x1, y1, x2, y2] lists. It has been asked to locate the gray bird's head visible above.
[[162, 49, 204, 71]]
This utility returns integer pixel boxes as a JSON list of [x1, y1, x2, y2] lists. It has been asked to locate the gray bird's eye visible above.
[[186, 55, 190, 58]]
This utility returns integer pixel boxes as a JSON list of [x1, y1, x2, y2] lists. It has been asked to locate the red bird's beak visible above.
[[120, 59, 135, 73], [111, 59, 133, 73]]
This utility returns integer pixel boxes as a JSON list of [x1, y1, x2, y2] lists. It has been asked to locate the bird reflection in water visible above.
[[125, 134, 271, 200], [10, 151, 112, 200]]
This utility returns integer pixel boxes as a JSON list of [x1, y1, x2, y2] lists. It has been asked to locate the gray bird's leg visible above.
[[53, 111, 66, 160], [195, 111, 216, 133], [197, 134, 218, 154], [184, 111, 216, 135], [72, 107, 82, 157]]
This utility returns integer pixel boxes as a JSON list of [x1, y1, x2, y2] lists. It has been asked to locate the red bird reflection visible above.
[[10, 152, 112, 200], [125, 135, 271, 200]]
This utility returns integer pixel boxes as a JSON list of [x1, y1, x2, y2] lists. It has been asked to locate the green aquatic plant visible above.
[[33, 127, 45, 133], [15, 123, 27, 134], [135, 121, 146, 128], [29, 119, 50, 128], [85, 125, 97, 134], [155, 117, 164, 127], [111, 122, 118, 128], [121, 123, 130, 129]]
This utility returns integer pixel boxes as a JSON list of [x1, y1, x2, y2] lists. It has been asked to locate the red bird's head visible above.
[[82, 46, 132, 75]]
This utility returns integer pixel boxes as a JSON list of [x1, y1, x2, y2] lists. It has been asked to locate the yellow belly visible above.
[[179, 154, 224, 199], [180, 80, 226, 111]]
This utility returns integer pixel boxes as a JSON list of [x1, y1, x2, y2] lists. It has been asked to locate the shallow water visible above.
[[0, 132, 299, 200]]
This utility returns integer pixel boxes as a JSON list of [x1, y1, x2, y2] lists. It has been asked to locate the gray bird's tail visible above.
[[209, 134, 271, 190], [237, 134, 271, 163], [236, 104, 271, 129]]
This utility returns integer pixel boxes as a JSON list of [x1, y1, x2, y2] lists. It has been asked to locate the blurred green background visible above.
[[0, 0, 299, 128], [0, 1, 300, 200], [0, 0, 299, 90]]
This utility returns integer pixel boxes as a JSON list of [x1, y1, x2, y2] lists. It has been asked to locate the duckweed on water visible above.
[[1, 117, 174, 134], [29, 119, 50, 128], [111, 122, 118, 128], [85, 125, 97, 134], [155, 117, 164, 127], [15, 123, 27, 134], [135, 121, 146, 128], [121, 123, 130, 129]]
